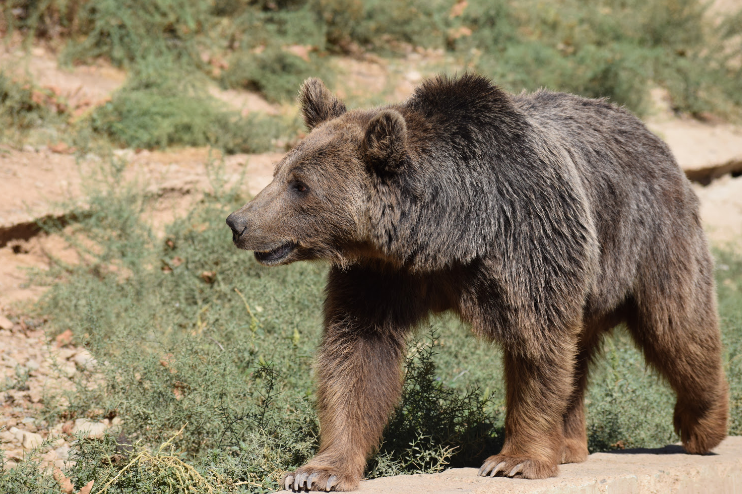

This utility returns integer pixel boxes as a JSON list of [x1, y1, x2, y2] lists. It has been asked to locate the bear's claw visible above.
[[478, 455, 556, 479], [307, 473, 319, 489], [282, 469, 348, 492]]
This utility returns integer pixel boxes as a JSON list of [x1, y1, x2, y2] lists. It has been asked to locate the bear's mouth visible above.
[[254, 242, 297, 265]]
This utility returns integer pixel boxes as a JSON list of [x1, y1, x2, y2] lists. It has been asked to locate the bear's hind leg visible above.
[[627, 273, 728, 454], [561, 314, 618, 464], [560, 343, 594, 464]]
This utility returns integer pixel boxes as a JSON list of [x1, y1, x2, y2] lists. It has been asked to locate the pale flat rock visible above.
[[16, 430, 43, 451], [0, 315, 13, 330], [277, 437, 742, 494], [693, 174, 742, 244], [72, 419, 106, 439], [647, 119, 742, 174]]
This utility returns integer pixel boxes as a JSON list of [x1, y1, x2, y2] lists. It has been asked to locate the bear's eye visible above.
[[291, 180, 309, 195]]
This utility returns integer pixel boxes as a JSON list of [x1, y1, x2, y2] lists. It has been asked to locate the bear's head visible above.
[[226, 78, 414, 268]]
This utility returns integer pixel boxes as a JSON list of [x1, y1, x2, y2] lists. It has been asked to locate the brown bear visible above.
[[226, 74, 728, 492]]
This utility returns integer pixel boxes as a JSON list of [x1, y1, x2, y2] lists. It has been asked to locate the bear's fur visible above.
[[226, 74, 728, 492]]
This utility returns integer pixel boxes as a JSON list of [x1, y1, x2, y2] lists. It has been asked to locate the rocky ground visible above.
[[1, 44, 742, 486]]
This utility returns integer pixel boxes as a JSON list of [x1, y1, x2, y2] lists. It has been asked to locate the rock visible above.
[[62, 362, 77, 378], [55, 443, 71, 461], [41, 449, 57, 464], [280, 437, 742, 494], [0, 315, 13, 330], [55, 329, 73, 347], [5, 449, 23, 461], [54, 467, 74, 494], [22, 144, 36, 153], [56, 348, 77, 360], [18, 430, 43, 450], [72, 419, 106, 439], [2, 460, 17, 470], [25, 359, 40, 372], [73, 350, 96, 370], [111, 416, 123, 426], [61, 421, 74, 435], [28, 388, 43, 403], [0, 430, 16, 443]]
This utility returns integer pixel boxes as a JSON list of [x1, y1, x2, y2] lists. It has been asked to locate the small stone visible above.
[[0, 315, 13, 330], [61, 421, 74, 435], [28, 388, 43, 404], [111, 417, 122, 427], [49, 142, 71, 154], [56, 348, 77, 360], [2, 460, 17, 470], [19, 430, 43, 450], [25, 359, 40, 372], [0, 430, 15, 443], [5, 449, 23, 461], [54, 467, 74, 494], [406, 70, 422, 82], [22, 144, 36, 153], [58, 362, 77, 378], [55, 330, 73, 347], [41, 449, 57, 464], [55, 443, 71, 461], [73, 350, 96, 370], [72, 419, 106, 439]]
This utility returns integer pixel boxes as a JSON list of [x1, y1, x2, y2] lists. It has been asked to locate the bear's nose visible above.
[[226, 212, 248, 237]]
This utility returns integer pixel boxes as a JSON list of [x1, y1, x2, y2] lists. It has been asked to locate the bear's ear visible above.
[[363, 109, 408, 174], [298, 78, 347, 130]]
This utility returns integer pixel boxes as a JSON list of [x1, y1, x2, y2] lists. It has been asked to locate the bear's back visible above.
[[514, 90, 704, 313]]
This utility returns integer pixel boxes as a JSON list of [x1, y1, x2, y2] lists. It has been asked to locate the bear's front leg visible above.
[[479, 339, 577, 479], [283, 322, 406, 491]]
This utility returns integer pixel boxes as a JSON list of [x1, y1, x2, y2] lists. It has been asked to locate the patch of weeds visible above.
[[457, 0, 742, 117], [89, 67, 298, 152], [0, 72, 67, 144], [60, 0, 211, 69], [715, 247, 742, 436], [585, 330, 677, 452], [1, 0, 84, 41], [223, 46, 328, 104], [0, 436, 59, 494], [2, 365, 31, 392], [367, 331, 497, 478], [309, 0, 450, 53]]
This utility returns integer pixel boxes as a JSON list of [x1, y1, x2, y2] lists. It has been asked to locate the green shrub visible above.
[[223, 47, 324, 104], [61, 0, 211, 69], [0, 72, 64, 142], [4, 0, 742, 118], [89, 68, 297, 151], [456, 0, 742, 116], [367, 333, 498, 478]]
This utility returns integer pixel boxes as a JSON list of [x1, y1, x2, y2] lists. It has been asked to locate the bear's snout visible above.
[[226, 212, 248, 240]]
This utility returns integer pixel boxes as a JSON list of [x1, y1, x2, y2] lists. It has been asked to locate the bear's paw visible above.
[[478, 454, 558, 479], [283, 465, 359, 492]]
